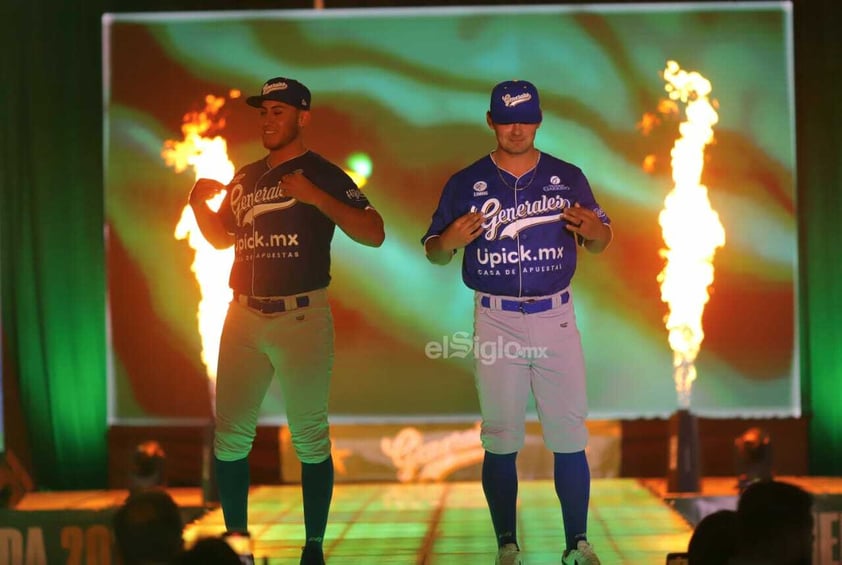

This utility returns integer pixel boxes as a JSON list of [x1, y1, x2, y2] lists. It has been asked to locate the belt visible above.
[[236, 293, 310, 314], [480, 291, 569, 314]]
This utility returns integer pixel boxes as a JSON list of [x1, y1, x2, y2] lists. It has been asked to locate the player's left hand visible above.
[[278, 170, 323, 206], [562, 202, 605, 242]]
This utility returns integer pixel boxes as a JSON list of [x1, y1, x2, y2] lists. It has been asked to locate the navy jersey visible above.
[[218, 151, 370, 296], [422, 152, 610, 297]]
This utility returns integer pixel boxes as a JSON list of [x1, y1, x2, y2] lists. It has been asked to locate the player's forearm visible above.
[[424, 236, 455, 265], [315, 194, 385, 247], [583, 223, 613, 254], [191, 202, 234, 249]]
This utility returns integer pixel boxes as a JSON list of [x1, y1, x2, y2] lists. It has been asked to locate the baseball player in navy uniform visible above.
[[189, 76, 385, 565], [422, 80, 612, 565]]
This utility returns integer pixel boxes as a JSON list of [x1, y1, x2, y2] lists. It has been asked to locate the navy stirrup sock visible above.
[[482, 451, 519, 548], [554, 450, 591, 550], [301, 455, 334, 546], [215, 456, 250, 533]]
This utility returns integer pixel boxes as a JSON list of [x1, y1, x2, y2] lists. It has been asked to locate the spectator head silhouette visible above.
[[687, 509, 738, 565], [733, 479, 814, 565], [113, 487, 184, 565]]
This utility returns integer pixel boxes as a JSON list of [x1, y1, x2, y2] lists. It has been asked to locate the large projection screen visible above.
[[103, 3, 797, 425]]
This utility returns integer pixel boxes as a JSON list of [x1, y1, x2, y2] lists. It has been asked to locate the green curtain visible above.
[[1, 1, 108, 489], [794, 0, 842, 475], [1, 0, 840, 490]]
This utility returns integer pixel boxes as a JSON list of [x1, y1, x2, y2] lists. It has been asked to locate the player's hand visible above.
[[562, 202, 603, 241], [189, 178, 226, 206], [440, 211, 486, 251], [278, 170, 322, 206]]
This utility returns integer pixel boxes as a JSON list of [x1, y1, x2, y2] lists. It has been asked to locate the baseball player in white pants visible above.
[[423, 80, 612, 565], [190, 76, 385, 565]]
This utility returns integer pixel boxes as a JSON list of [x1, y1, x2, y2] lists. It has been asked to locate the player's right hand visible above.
[[440, 211, 486, 251], [189, 178, 226, 206]]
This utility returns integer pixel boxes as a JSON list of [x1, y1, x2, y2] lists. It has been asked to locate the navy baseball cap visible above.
[[489, 80, 542, 124], [246, 77, 311, 110]]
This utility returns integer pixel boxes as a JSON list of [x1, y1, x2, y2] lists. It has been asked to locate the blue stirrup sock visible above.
[[215, 455, 250, 533], [554, 450, 591, 551], [301, 455, 334, 547], [482, 451, 519, 548]]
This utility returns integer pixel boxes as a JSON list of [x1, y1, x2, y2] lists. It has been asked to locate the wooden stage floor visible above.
[[12, 477, 842, 564]]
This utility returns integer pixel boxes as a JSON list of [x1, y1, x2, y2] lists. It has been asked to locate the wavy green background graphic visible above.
[[104, 4, 796, 423]]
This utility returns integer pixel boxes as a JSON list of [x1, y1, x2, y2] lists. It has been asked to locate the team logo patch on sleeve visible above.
[[345, 187, 367, 200]]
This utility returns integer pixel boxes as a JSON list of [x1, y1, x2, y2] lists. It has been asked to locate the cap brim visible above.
[[489, 111, 543, 125], [492, 118, 542, 125], [246, 95, 267, 108]]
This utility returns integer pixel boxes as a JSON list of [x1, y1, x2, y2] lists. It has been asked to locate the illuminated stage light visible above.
[[129, 440, 167, 494], [347, 152, 372, 179], [735, 427, 773, 493], [345, 152, 373, 188]]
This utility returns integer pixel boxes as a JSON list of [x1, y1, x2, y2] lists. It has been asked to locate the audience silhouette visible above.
[[113, 487, 184, 565], [676, 479, 815, 565], [687, 509, 738, 564], [729, 480, 814, 565]]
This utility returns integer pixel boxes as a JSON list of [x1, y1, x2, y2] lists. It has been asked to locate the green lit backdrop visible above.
[[104, 4, 796, 423]]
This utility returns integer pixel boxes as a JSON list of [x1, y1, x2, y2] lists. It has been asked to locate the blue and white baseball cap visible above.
[[246, 77, 311, 110], [489, 80, 542, 124]]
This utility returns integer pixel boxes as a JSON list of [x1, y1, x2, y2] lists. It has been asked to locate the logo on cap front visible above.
[[263, 82, 289, 95], [501, 93, 532, 108]]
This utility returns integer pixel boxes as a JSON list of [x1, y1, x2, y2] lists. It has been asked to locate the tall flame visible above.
[[162, 94, 236, 386], [656, 61, 726, 408]]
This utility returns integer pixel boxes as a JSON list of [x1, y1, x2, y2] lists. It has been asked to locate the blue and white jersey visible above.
[[422, 152, 610, 297]]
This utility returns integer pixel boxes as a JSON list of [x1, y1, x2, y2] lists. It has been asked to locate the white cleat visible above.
[[562, 540, 601, 565], [495, 542, 524, 565]]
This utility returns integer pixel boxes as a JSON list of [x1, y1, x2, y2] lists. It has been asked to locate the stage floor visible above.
[[185, 479, 692, 564], [13, 477, 842, 564]]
